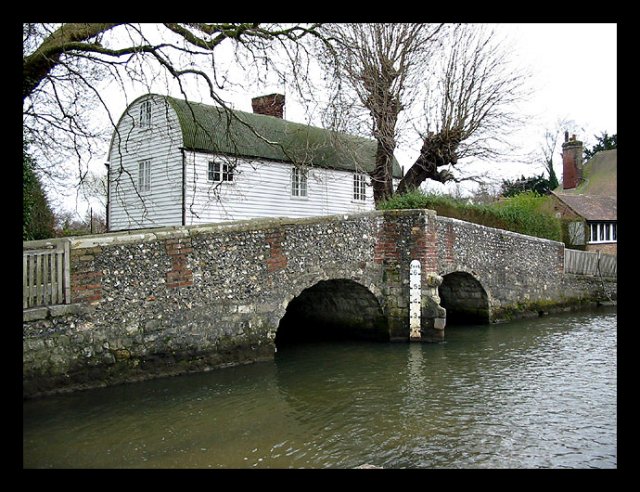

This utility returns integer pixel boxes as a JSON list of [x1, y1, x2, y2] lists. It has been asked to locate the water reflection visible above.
[[23, 307, 616, 469]]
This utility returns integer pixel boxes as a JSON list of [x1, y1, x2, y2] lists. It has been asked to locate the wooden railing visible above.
[[564, 248, 617, 278], [23, 239, 71, 308]]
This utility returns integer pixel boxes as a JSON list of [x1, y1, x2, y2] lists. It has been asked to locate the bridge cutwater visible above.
[[23, 209, 616, 398]]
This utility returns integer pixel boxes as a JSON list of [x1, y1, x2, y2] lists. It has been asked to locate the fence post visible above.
[[56, 247, 63, 304], [23, 254, 28, 309], [63, 239, 71, 304]]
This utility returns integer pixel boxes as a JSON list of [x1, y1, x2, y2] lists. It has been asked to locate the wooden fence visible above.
[[564, 248, 617, 278], [23, 239, 71, 308]]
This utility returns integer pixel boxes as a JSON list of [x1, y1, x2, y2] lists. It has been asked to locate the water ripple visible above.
[[23, 307, 616, 469]]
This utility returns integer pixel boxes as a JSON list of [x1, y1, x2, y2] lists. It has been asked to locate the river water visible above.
[[23, 307, 617, 469]]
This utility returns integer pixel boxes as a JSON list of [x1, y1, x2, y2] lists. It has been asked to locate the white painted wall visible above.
[[183, 151, 375, 224], [107, 95, 184, 231]]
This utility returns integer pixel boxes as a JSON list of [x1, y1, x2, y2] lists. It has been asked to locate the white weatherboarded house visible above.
[[106, 93, 403, 231]]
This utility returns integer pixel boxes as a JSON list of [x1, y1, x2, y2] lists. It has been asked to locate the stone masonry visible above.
[[23, 209, 616, 398]]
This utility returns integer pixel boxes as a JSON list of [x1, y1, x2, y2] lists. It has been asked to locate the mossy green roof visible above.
[[553, 149, 617, 221], [554, 149, 617, 198], [164, 95, 403, 178]]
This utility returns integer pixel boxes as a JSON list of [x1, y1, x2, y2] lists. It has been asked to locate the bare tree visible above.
[[23, 23, 323, 207], [78, 169, 108, 209], [317, 23, 445, 202], [316, 24, 529, 202], [539, 125, 564, 190], [396, 25, 530, 194]]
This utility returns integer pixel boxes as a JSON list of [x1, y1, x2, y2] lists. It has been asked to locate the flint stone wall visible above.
[[23, 209, 616, 398], [434, 216, 616, 319], [23, 212, 393, 397]]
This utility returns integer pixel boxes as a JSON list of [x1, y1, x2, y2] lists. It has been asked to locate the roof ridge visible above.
[[158, 93, 403, 177], [163, 94, 372, 142]]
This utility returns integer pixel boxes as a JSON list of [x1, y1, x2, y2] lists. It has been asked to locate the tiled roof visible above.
[[163, 95, 404, 178], [551, 192, 617, 221]]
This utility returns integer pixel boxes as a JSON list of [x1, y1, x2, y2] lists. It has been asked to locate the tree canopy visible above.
[[500, 174, 556, 198], [584, 131, 617, 161], [23, 144, 55, 240]]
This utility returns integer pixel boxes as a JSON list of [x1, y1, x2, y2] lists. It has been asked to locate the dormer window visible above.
[[139, 100, 152, 128]]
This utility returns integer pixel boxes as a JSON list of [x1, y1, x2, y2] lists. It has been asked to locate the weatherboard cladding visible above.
[[183, 151, 374, 224], [164, 95, 403, 178], [108, 96, 185, 230]]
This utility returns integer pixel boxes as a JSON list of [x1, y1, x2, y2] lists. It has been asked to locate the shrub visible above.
[[490, 191, 562, 241], [377, 190, 562, 242], [23, 145, 55, 241]]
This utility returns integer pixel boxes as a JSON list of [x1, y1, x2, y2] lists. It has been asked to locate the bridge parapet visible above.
[[23, 209, 616, 397]]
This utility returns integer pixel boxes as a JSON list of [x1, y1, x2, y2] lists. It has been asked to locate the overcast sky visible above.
[[499, 23, 616, 133]]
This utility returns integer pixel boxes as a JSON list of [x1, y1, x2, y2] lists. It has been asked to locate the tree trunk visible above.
[[370, 100, 399, 204], [395, 155, 433, 195], [395, 129, 462, 195], [371, 141, 395, 203]]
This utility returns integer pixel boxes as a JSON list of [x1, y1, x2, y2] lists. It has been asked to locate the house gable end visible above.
[[108, 94, 186, 159], [107, 94, 185, 231]]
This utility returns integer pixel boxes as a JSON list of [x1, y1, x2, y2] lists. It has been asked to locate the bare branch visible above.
[[396, 25, 530, 194], [23, 23, 124, 99], [316, 23, 446, 202]]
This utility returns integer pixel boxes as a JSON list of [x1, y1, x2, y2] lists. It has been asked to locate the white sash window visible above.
[[589, 222, 616, 243]]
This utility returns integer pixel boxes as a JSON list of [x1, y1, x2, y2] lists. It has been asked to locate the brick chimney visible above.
[[251, 93, 285, 119], [562, 131, 583, 190]]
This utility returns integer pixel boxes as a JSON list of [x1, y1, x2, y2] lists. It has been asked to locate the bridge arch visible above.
[[275, 278, 389, 346], [438, 270, 491, 325]]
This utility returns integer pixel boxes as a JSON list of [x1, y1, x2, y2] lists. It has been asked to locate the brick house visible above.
[[549, 133, 617, 255]]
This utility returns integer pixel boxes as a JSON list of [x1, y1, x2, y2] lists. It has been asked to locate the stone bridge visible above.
[[23, 209, 616, 397]]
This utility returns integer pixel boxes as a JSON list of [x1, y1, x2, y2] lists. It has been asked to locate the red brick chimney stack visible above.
[[562, 132, 583, 190], [251, 94, 285, 119]]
